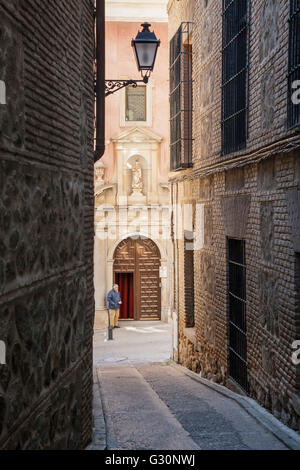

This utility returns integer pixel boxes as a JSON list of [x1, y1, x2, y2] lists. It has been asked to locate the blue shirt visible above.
[[107, 289, 121, 310]]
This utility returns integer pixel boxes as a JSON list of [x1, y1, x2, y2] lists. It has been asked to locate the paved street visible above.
[[93, 320, 172, 365], [90, 321, 293, 451]]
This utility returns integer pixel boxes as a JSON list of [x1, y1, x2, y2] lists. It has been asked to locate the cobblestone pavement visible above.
[[90, 321, 291, 450]]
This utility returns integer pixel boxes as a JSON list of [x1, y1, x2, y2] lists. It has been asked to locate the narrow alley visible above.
[[89, 322, 299, 451], [2, 0, 300, 455]]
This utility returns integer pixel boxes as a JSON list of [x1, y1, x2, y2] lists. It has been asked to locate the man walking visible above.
[[107, 284, 122, 328]]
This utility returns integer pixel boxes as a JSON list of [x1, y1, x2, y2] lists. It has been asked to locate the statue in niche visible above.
[[95, 165, 105, 187], [131, 160, 143, 194]]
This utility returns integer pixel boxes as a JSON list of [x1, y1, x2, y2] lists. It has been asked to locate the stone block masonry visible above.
[[0, 0, 96, 449]]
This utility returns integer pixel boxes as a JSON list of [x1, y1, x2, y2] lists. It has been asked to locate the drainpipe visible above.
[[94, 0, 105, 162], [175, 184, 180, 364], [171, 182, 179, 364]]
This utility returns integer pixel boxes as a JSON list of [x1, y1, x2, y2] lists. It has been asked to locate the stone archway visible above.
[[113, 236, 161, 320]]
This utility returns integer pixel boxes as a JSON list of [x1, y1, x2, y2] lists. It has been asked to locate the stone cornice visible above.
[[168, 130, 300, 183], [106, 0, 168, 22]]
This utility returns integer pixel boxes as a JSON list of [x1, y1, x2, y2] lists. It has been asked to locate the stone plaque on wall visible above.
[[225, 167, 245, 192], [200, 252, 215, 297], [258, 271, 279, 338], [260, 201, 274, 262], [200, 13, 214, 62], [200, 113, 213, 158], [259, 0, 280, 63], [221, 195, 251, 239], [261, 67, 275, 131], [203, 306, 216, 347], [204, 205, 213, 247], [258, 157, 276, 191], [199, 175, 214, 201], [286, 189, 300, 252], [200, 63, 215, 110], [262, 345, 276, 376]]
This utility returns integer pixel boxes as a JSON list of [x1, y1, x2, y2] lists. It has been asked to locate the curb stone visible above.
[[170, 361, 300, 450], [86, 367, 107, 450]]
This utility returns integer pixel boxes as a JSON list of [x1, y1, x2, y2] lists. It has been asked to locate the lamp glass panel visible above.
[[135, 42, 157, 70]]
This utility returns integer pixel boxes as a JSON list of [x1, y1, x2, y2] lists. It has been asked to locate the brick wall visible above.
[[0, 0, 96, 449], [169, 0, 300, 430]]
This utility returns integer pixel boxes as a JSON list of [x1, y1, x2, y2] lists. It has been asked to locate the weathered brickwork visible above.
[[168, 0, 300, 430], [0, 0, 95, 449]]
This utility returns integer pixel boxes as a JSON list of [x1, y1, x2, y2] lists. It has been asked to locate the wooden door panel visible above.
[[137, 239, 160, 320], [114, 237, 161, 320], [139, 273, 160, 317], [114, 238, 135, 272]]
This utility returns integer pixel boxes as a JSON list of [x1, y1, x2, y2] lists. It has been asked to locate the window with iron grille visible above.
[[222, 0, 249, 155], [296, 253, 300, 394], [227, 238, 247, 391], [169, 23, 193, 171], [184, 231, 194, 328], [296, 253, 300, 335], [126, 85, 146, 122], [288, 1, 300, 128]]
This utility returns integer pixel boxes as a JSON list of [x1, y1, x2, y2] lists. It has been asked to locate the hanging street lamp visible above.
[[105, 22, 160, 97], [131, 22, 161, 83]]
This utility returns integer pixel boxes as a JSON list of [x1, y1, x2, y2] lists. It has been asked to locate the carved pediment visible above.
[[111, 126, 163, 144]]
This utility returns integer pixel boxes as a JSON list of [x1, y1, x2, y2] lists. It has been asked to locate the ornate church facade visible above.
[[94, 1, 171, 327]]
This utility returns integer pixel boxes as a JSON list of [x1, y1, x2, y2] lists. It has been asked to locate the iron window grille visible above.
[[221, 0, 250, 155], [227, 238, 247, 392], [169, 22, 193, 171], [288, 1, 300, 128], [296, 253, 300, 394], [184, 231, 195, 328], [125, 85, 147, 122]]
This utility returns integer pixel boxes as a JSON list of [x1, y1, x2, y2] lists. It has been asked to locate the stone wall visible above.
[[168, 0, 300, 431], [0, 0, 95, 449]]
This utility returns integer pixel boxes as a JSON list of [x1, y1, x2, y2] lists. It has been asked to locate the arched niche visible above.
[[125, 154, 149, 196]]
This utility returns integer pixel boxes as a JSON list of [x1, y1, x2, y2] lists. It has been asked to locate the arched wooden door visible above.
[[113, 237, 161, 320]]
